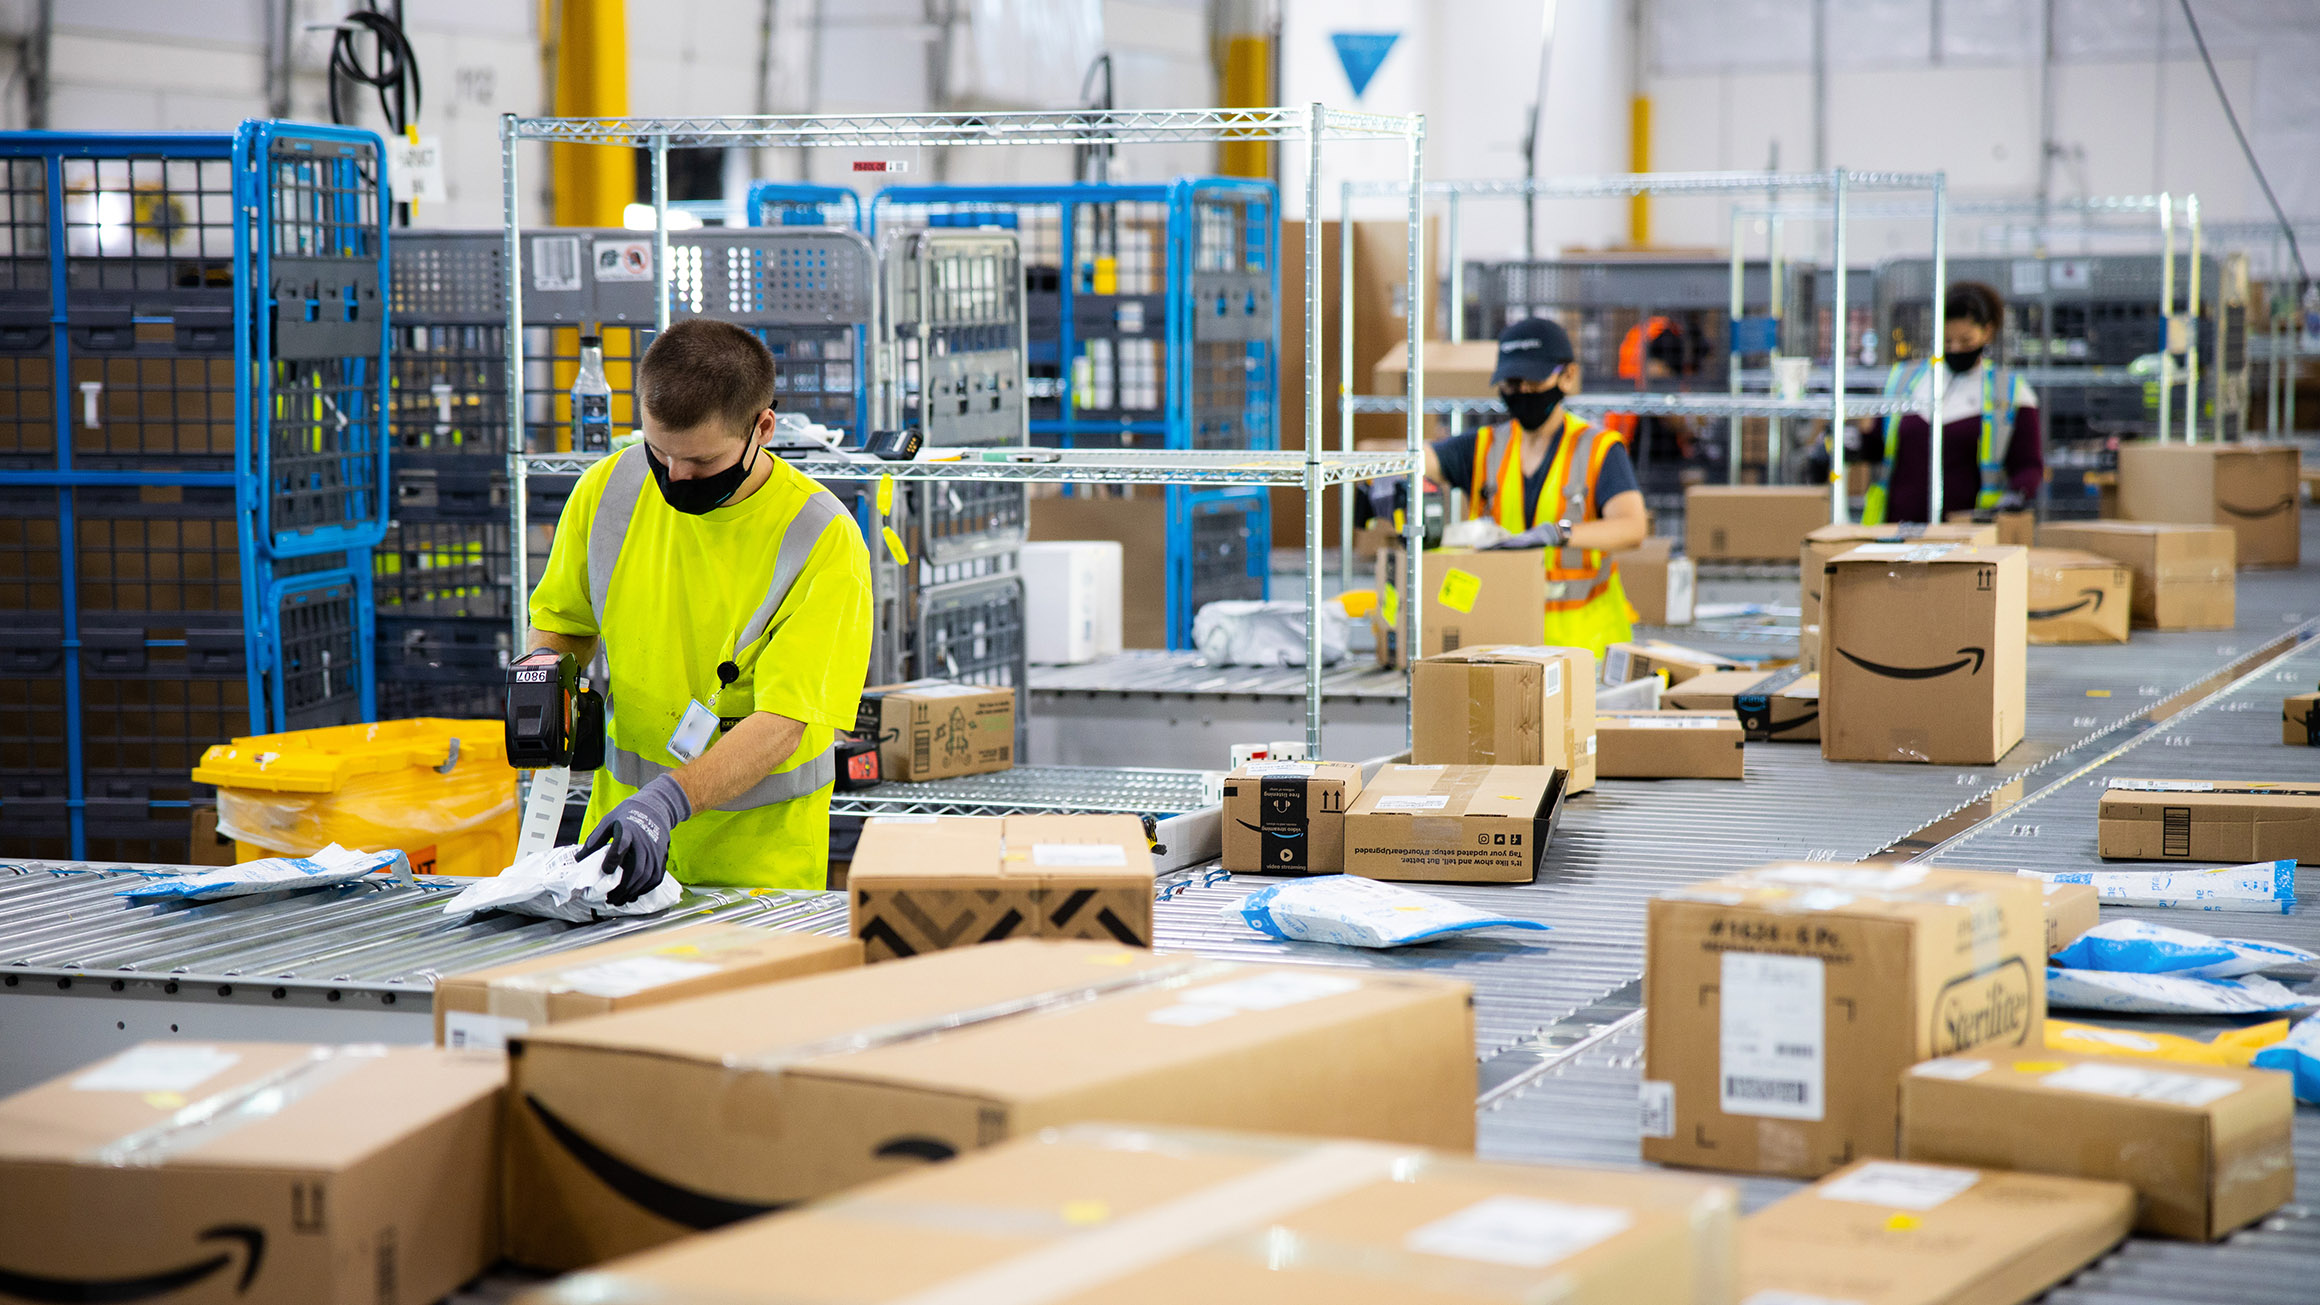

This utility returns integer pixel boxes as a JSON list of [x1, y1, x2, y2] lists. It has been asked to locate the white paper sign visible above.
[[593, 239, 655, 282], [1720, 952, 1825, 1120], [1638, 1080, 1675, 1138], [73, 1045, 241, 1094], [1242, 761, 1317, 778], [530, 235, 583, 292], [1374, 794, 1450, 811], [1404, 1196, 1633, 1269], [1816, 1161, 1980, 1211]]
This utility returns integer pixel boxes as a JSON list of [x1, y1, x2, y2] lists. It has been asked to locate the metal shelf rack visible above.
[[499, 106, 1428, 755], [1335, 169, 1949, 588]]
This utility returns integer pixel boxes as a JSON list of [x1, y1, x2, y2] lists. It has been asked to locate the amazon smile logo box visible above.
[[500, 940, 1475, 1272], [1820, 543, 2027, 766], [0, 1043, 502, 1305], [2117, 440, 2300, 569]]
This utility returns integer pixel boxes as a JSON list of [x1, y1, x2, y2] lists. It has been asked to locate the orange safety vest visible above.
[[1468, 412, 1624, 614]]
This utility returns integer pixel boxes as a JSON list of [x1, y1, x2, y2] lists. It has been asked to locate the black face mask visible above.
[[646, 441, 758, 515], [1501, 385, 1565, 432], [1948, 346, 1984, 375]]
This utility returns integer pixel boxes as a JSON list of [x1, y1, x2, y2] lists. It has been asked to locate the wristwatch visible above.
[[1555, 519, 1575, 546]]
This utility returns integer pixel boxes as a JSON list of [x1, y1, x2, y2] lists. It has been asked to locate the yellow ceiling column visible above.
[[550, 0, 631, 227]]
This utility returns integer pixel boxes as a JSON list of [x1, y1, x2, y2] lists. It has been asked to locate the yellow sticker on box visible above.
[[1382, 584, 1400, 626], [1438, 568, 1482, 614]]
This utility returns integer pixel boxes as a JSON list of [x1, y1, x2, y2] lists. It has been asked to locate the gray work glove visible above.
[[1486, 520, 1569, 550], [579, 773, 691, 906]]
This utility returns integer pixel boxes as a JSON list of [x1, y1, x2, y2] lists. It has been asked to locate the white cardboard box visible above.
[[1022, 540, 1124, 664]]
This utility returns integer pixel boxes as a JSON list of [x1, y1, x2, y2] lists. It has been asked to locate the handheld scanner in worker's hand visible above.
[[506, 648, 578, 768]]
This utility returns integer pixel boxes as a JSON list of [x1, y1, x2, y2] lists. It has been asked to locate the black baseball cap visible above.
[[1492, 317, 1576, 385]]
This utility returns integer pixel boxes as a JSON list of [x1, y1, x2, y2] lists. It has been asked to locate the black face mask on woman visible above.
[[1500, 385, 1565, 432], [1947, 346, 1984, 375], [646, 440, 758, 515]]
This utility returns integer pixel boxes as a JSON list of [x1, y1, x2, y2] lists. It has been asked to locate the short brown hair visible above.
[[1945, 281, 2005, 329], [637, 319, 776, 436]]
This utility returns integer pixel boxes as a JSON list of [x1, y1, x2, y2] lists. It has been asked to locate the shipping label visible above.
[[1719, 952, 1825, 1120], [2040, 1060, 2242, 1108], [1816, 1161, 1980, 1211]]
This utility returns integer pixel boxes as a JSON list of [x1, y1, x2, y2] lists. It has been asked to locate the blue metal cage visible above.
[[0, 122, 388, 859]]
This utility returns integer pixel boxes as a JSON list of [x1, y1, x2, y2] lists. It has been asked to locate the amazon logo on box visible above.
[[1820, 544, 2028, 766]]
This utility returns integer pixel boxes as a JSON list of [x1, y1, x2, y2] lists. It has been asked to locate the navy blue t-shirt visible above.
[[1432, 424, 1639, 524]]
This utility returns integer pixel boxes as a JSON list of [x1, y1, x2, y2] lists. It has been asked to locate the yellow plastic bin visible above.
[[193, 719, 518, 877]]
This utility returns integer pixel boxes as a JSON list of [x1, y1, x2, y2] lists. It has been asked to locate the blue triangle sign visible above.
[[1330, 31, 1400, 99]]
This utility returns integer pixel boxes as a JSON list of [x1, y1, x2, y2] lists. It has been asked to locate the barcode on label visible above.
[[532, 235, 583, 292], [1724, 1075, 1809, 1103], [1775, 1043, 1816, 1058]]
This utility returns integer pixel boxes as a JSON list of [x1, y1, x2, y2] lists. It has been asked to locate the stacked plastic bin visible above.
[[0, 123, 390, 861]]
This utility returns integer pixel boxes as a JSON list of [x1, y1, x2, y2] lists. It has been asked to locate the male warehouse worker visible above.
[[526, 319, 873, 899], [1422, 317, 1649, 656]]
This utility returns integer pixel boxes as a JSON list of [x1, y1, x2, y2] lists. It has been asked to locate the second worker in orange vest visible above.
[[1421, 317, 1650, 657]]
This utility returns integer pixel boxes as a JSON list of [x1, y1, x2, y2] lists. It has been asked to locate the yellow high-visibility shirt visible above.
[[528, 452, 873, 890]]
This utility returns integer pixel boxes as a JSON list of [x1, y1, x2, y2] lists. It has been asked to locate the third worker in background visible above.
[[1424, 317, 1649, 657], [1862, 280, 2046, 524]]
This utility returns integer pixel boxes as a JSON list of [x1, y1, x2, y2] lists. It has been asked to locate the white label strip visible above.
[[1816, 1162, 1980, 1211], [443, 1010, 530, 1052], [1404, 1195, 1632, 1269], [1030, 843, 1130, 868], [1720, 952, 1825, 1121], [73, 1045, 241, 1094], [2041, 1061, 2242, 1108]]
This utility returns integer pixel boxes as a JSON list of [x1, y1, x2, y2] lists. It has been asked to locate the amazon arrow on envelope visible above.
[[1819, 543, 2029, 766]]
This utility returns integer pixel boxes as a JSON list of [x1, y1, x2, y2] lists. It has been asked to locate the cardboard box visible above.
[[2095, 778, 2320, 862], [1641, 864, 2046, 1179], [1821, 544, 2027, 765], [1371, 545, 1546, 666], [2284, 691, 2318, 746], [1028, 492, 1168, 648], [1901, 1050, 2296, 1240], [2025, 548, 2132, 645], [2034, 521, 2236, 630], [1614, 535, 1695, 625], [2041, 880, 2100, 954], [1664, 668, 1822, 743], [502, 940, 1476, 1270], [2117, 440, 2301, 568], [189, 805, 235, 865], [1412, 645, 1597, 792], [1686, 485, 1832, 560], [1740, 1161, 2134, 1305], [1943, 509, 2035, 548], [1595, 711, 1746, 779], [849, 814, 1155, 961], [1369, 337, 1502, 398], [1220, 760, 1364, 875], [858, 679, 1016, 781], [514, 1124, 1741, 1305], [1020, 540, 1122, 664], [435, 924, 860, 1049], [0, 1043, 501, 1305], [1801, 522, 1997, 632], [1342, 764, 1564, 883], [1603, 638, 1739, 687]]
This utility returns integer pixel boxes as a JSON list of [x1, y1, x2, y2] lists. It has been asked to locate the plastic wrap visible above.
[[1193, 600, 1352, 668], [2045, 967, 2314, 1016], [216, 763, 516, 877], [1227, 875, 1551, 948], [441, 844, 681, 922], [2051, 919, 2320, 979], [121, 844, 406, 902], [2251, 1014, 2320, 1103]]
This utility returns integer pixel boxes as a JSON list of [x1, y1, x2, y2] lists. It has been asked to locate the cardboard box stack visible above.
[[2284, 690, 2318, 746], [1603, 638, 1739, 686], [2025, 548, 2132, 645], [1371, 545, 1551, 666], [0, 1043, 503, 1305], [1019, 541, 1123, 664], [1412, 645, 1596, 793], [2095, 778, 2320, 863], [1613, 535, 1695, 625], [501, 940, 1477, 1269], [434, 923, 861, 1049], [1594, 710, 1746, 779], [857, 680, 1017, 780], [1740, 1161, 2135, 1305], [1342, 764, 1563, 883], [514, 1125, 1742, 1305], [2116, 440, 2302, 568], [2035, 521, 2236, 630], [1901, 1050, 2296, 1240], [1820, 543, 2027, 765], [1665, 667, 1822, 743], [1800, 522, 1997, 635], [1221, 760, 1365, 875], [848, 815, 1155, 961], [1642, 864, 2046, 1179], [1028, 495, 1171, 649], [1686, 485, 1832, 560]]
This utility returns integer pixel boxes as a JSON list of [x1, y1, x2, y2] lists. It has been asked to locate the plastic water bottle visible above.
[[572, 335, 612, 453]]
